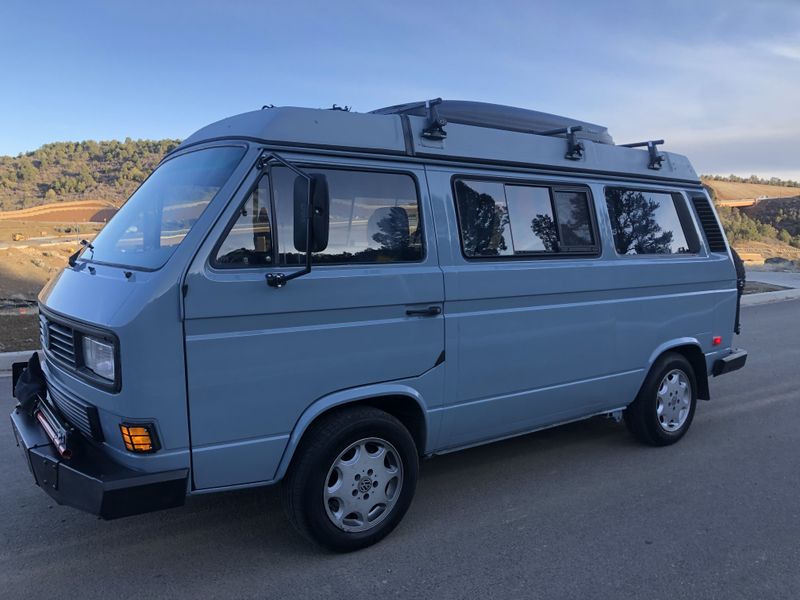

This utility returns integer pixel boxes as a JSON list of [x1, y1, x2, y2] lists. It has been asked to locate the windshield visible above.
[[86, 146, 245, 270]]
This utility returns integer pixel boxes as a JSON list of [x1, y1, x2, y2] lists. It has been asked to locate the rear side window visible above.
[[274, 167, 424, 264], [605, 188, 699, 255], [553, 191, 595, 249], [453, 180, 512, 256], [506, 185, 558, 252], [453, 179, 598, 258]]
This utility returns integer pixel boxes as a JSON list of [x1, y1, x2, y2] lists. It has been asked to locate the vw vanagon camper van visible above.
[[10, 100, 747, 551]]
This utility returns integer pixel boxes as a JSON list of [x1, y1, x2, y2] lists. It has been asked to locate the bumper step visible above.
[[712, 348, 748, 377]]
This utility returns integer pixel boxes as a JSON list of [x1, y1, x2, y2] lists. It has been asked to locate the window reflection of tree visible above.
[[606, 189, 674, 254], [555, 193, 593, 246], [371, 207, 410, 250], [455, 180, 509, 256], [530, 214, 559, 252]]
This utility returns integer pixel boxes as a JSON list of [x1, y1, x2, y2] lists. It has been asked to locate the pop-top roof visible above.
[[177, 101, 699, 184], [371, 100, 615, 145]]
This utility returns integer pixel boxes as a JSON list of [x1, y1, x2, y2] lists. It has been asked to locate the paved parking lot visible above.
[[1, 300, 799, 599]]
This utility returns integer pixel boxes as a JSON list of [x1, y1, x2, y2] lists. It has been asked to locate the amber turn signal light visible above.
[[120, 423, 159, 453]]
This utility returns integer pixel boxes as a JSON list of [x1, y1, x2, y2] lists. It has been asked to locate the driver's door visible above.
[[182, 154, 444, 490]]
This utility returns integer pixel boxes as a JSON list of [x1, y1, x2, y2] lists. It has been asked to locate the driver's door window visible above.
[[214, 175, 273, 267]]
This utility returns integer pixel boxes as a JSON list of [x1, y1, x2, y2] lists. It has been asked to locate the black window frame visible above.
[[451, 175, 602, 261], [211, 163, 427, 270], [603, 186, 702, 257], [210, 172, 275, 269]]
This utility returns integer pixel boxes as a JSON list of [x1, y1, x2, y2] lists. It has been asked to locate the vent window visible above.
[[690, 195, 727, 252]]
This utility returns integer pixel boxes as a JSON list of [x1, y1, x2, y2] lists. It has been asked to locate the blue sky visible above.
[[2, 0, 799, 178]]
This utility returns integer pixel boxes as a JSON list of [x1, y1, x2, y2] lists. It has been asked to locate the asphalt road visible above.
[[1, 300, 799, 599]]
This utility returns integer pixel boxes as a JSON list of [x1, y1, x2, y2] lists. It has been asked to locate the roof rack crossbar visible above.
[[535, 125, 585, 161], [620, 139, 665, 170], [421, 98, 447, 141]]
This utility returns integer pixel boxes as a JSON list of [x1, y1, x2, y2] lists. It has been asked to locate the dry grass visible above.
[[0, 243, 76, 300], [703, 179, 800, 202]]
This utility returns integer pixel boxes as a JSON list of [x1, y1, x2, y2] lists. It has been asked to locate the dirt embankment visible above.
[[0, 244, 75, 301], [704, 180, 800, 202], [0, 199, 118, 222], [0, 244, 76, 352]]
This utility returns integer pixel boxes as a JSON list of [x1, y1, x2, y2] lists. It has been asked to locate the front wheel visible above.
[[281, 406, 419, 552], [625, 352, 697, 446]]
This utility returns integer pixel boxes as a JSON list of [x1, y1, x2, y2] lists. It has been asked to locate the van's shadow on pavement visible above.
[[163, 416, 632, 557]]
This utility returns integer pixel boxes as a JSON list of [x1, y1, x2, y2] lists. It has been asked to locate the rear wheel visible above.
[[625, 352, 697, 446], [281, 406, 419, 552]]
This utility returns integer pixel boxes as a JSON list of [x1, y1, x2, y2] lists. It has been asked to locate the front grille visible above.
[[40, 314, 78, 368], [48, 384, 104, 442]]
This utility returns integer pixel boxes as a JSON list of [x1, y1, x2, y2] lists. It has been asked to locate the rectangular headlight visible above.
[[81, 335, 116, 381]]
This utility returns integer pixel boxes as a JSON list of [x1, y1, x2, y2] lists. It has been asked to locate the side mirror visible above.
[[293, 174, 329, 253]]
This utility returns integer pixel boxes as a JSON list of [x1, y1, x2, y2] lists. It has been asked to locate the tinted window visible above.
[[605, 188, 696, 255], [454, 179, 598, 258], [454, 180, 511, 257], [88, 146, 245, 269], [274, 168, 423, 264], [553, 191, 595, 248], [215, 175, 273, 267], [504, 185, 558, 253]]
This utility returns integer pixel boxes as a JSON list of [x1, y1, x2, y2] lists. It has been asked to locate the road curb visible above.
[[0, 350, 40, 374], [742, 288, 800, 307]]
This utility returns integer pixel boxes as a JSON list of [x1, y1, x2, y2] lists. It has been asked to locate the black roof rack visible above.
[[620, 139, 665, 170], [371, 99, 615, 145]]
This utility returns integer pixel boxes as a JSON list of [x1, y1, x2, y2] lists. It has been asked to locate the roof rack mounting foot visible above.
[[421, 98, 447, 141], [536, 126, 585, 160], [620, 139, 665, 170]]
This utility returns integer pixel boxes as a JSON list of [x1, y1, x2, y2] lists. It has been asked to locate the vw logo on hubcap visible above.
[[358, 477, 372, 493]]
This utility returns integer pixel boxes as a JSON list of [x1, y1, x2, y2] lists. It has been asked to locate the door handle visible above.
[[405, 306, 442, 317]]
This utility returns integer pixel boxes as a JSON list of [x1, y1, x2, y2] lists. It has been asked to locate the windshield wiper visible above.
[[68, 239, 95, 268]]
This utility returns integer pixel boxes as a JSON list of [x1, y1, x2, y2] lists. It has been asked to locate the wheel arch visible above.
[[274, 384, 430, 482], [647, 339, 710, 400]]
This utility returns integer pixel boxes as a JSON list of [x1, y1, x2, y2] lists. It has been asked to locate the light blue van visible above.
[[10, 100, 747, 551]]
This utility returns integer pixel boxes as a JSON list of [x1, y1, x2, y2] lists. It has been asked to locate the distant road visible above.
[[0, 233, 96, 251], [1, 299, 799, 599]]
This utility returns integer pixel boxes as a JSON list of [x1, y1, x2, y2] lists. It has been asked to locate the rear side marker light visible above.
[[120, 423, 159, 453], [712, 336, 722, 346]]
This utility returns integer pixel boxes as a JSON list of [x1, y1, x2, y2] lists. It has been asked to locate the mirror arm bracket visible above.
[[258, 152, 316, 288]]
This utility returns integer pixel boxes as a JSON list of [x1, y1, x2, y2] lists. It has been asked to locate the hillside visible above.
[[742, 197, 800, 238], [0, 138, 180, 211]]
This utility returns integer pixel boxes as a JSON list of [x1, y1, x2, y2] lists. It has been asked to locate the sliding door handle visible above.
[[405, 306, 442, 317]]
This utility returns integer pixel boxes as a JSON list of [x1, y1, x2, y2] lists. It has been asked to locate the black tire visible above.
[[281, 406, 419, 552], [624, 352, 697, 446]]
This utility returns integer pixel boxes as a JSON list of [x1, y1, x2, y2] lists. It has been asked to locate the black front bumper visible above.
[[10, 361, 188, 520], [712, 348, 748, 377]]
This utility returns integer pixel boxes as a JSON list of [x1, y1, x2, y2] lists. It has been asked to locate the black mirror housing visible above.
[[293, 174, 330, 253]]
